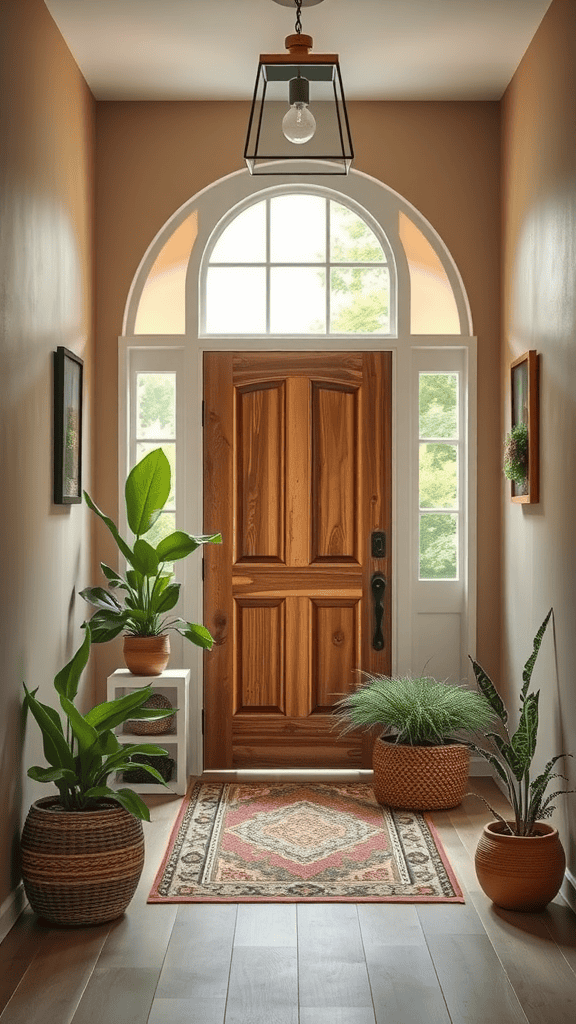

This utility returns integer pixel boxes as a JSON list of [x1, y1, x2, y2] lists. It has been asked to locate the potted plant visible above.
[[333, 674, 493, 810], [503, 421, 529, 485], [81, 447, 221, 674], [469, 608, 573, 910], [21, 625, 175, 926]]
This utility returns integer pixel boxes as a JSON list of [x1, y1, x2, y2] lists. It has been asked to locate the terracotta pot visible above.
[[21, 797, 144, 926], [372, 736, 470, 810], [123, 634, 170, 675], [475, 820, 566, 911]]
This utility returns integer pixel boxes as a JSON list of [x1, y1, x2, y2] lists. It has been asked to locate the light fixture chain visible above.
[[295, 0, 303, 34]]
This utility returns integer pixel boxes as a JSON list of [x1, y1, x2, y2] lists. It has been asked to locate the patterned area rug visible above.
[[149, 782, 463, 903]]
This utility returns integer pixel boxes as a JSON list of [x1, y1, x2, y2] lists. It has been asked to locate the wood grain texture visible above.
[[147, 997, 227, 1024], [425, 933, 529, 1024], [232, 714, 364, 767], [224, 946, 298, 1024], [237, 382, 285, 561], [153, 904, 237, 1000], [298, 905, 373, 1011], [311, 599, 361, 709], [233, 904, 297, 948], [365, 944, 452, 1024], [70, 967, 159, 1024], [232, 352, 364, 385], [311, 383, 359, 562], [0, 922, 111, 1024], [300, 1010, 376, 1024], [235, 600, 285, 713]]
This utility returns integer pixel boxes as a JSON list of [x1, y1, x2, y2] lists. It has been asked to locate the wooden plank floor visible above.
[[1, 777, 575, 1024]]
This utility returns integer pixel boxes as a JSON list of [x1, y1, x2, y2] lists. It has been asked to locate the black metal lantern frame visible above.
[[245, 27, 353, 175]]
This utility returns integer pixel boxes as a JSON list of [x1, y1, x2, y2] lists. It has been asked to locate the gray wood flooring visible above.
[[1, 777, 575, 1024]]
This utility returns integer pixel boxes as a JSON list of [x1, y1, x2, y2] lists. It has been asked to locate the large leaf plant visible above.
[[23, 626, 173, 820], [469, 608, 573, 836], [81, 448, 220, 646]]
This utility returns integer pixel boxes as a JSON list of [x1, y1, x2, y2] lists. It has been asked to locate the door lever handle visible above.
[[371, 573, 386, 651]]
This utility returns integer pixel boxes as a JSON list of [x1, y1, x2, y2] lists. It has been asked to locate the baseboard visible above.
[[0, 884, 27, 943], [560, 866, 576, 914]]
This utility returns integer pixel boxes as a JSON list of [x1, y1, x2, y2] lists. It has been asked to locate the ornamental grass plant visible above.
[[334, 674, 493, 746]]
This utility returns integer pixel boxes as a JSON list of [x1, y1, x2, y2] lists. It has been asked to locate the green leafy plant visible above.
[[333, 674, 493, 746], [503, 421, 529, 484], [23, 626, 173, 820], [80, 448, 220, 645], [469, 608, 574, 836]]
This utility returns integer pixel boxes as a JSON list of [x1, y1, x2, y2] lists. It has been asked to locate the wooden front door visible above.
[[203, 351, 392, 769]]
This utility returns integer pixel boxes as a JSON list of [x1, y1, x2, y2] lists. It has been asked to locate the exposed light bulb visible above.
[[282, 102, 316, 144], [282, 74, 316, 145]]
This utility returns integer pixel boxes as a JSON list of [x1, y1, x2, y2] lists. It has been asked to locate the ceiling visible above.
[[44, 0, 552, 102]]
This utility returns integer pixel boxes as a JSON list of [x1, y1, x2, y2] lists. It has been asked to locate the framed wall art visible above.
[[53, 346, 83, 504], [506, 349, 539, 504]]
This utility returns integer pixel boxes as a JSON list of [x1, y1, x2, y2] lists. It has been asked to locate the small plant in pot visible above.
[[21, 625, 174, 926], [503, 421, 529, 485], [333, 674, 493, 810], [469, 608, 574, 911], [81, 448, 221, 675]]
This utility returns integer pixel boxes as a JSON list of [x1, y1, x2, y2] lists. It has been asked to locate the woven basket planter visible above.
[[124, 692, 175, 735], [21, 797, 144, 926], [372, 736, 470, 810], [475, 821, 566, 911], [123, 634, 170, 676]]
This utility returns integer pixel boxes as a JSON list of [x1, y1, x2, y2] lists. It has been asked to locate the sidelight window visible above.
[[418, 372, 460, 580]]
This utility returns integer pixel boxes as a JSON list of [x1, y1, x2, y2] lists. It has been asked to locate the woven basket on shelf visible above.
[[372, 736, 470, 810], [122, 753, 175, 784], [124, 692, 175, 735], [20, 797, 144, 926]]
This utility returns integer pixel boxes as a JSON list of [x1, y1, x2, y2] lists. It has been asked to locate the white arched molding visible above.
[[120, 167, 476, 774]]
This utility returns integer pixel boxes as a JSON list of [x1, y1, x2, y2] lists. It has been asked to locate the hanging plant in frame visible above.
[[507, 350, 539, 504]]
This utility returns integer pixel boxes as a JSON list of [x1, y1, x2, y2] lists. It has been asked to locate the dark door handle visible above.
[[371, 573, 386, 651]]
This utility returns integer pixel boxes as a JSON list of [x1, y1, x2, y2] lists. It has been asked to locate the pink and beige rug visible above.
[[148, 781, 463, 903]]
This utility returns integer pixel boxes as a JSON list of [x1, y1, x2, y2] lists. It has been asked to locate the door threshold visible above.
[[200, 769, 375, 783]]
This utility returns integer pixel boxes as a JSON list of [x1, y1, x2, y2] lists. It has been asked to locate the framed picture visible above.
[[53, 346, 83, 504], [509, 350, 539, 504]]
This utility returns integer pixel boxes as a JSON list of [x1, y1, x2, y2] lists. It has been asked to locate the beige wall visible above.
[[501, 0, 576, 877], [94, 99, 501, 687], [0, 0, 95, 911]]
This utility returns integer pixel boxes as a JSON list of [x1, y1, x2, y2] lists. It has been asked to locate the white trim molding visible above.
[[119, 167, 477, 772], [0, 883, 27, 944]]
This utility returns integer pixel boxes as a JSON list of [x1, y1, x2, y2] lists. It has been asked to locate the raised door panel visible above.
[[236, 382, 285, 563], [310, 600, 361, 713], [311, 384, 360, 563], [234, 599, 285, 714]]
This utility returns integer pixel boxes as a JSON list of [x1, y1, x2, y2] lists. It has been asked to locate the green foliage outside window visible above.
[[419, 373, 457, 438], [137, 374, 175, 436], [419, 514, 457, 580]]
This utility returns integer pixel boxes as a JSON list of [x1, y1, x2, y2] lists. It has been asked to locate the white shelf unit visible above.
[[106, 668, 190, 796]]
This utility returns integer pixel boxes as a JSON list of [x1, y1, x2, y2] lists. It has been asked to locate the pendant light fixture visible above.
[[245, 0, 353, 175]]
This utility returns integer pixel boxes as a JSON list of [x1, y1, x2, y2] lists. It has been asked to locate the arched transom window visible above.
[[201, 194, 394, 336]]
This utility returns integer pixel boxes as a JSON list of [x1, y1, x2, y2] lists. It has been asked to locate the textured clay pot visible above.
[[372, 736, 470, 810], [21, 797, 144, 926], [123, 634, 170, 675], [475, 821, 566, 911]]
